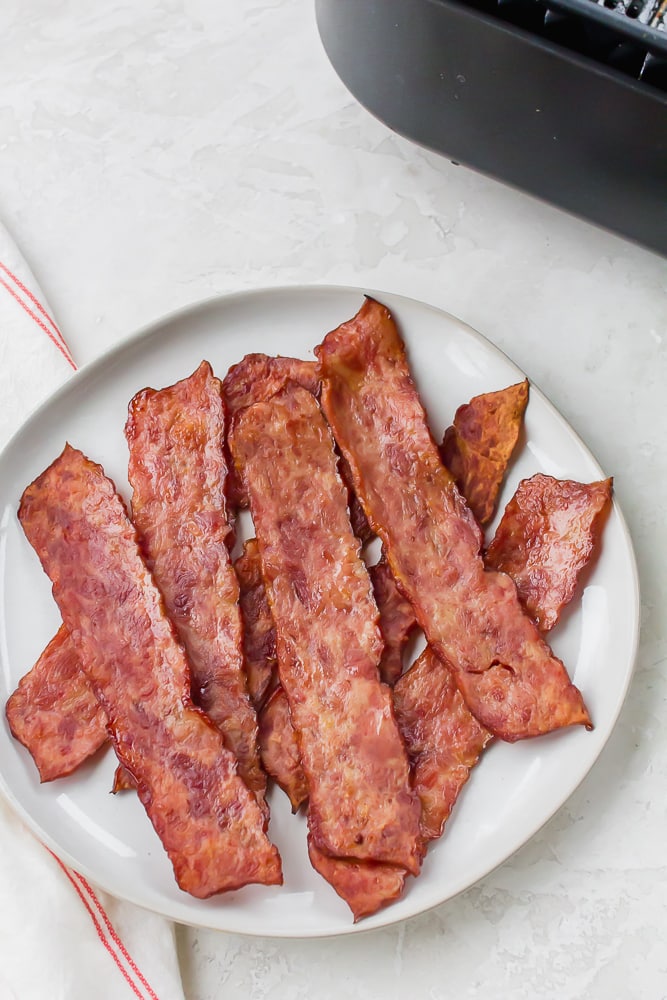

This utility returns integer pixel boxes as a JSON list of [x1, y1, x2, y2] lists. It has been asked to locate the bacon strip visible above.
[[223, 354, 320, 509], [370, 556, 418, 686], [19, 444, 282, 897], [257, 686, 308, 812], [441, 380, 529, 526], [307, 838, 407, 923], [229, 382, 422, 874], [317, 298, 591, 741], [235, 538, 277, 710], [485, 474, 613, 631], [5, 624, 107, 782], [125, 362, 265, 804], [393, 647, 492, 841]]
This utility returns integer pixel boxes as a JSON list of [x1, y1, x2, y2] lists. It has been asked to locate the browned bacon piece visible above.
[[221, 352, 374, 540], [393, 647, 492, 841], [307, 837, 407, 923], [337, 449, 373, 545], [370, 555, 419, 686], [223, 353, 320, 419], [234, 539, 309, 808], [5, 624, 107, 782], [257, 686, 308, 812], [235, 538, 277, 710], [441, 380, 529, 526], [229, 382, 422, 874], [19, 444, 282, 897], [485, 474, 613, 632], [112, 765, 136, 792], [223, 354, 320, 509], [317, 298, 591, 741], [126, 362, 266, 804]]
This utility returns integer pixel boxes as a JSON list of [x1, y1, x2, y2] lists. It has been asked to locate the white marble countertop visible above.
[[2, 2, 666, 997]]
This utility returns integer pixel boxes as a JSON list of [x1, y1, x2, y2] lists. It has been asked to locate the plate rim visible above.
[[0, 283, 641, 938]]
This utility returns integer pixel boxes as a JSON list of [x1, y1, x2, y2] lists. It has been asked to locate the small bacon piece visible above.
[[441, 380, 529, 526], [257, 686, 308, 812], [235, 538, 277, 710], [307, 838, 407, 922], [393, 647, 492, 841], [5, 624, 107, 782], [230, 382, 422, 873], [370, 555, 419, 686], [317, 298, 591, 741], [112, 765, 136, 793], [19, 445, 281, 897], [485, 474, 613, 632], [126, 362, 266, 804]]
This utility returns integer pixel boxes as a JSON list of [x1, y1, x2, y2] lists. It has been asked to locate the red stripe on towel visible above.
[[74, 871, 161, 1000], [0, 274, 77, 370], [49, 852, 159, 1000], [0, 260, 73, 361]]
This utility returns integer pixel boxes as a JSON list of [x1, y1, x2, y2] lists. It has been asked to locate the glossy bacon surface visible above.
[[441, 380, 529, 526], [235, 538, 277, 710], [370, 555, 418, 686], [307, 838, 407, 922], [317, 298, 591, 741], [126, 362, 265, 804], [485, 474, 613, 632], [257, 686, 308, 812], [223, 354, 320, 509], [393, 647, 492, 841], [6, 624, 107, 782], [230, 382, 422, 874], [19, 444, 282, 897], [223, 354, 320, 419]]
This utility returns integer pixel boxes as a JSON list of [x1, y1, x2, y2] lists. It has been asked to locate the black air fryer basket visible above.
[[316, 0, 667, 255]]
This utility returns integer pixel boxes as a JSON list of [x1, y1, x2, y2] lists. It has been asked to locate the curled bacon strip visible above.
[[18, 445, 282, 897], [307, 837, 407, 923], [6, 624, 107, 782], [317, 298, 591, 741], [229, 382, 422, 874], [126, 362, 266, 805]]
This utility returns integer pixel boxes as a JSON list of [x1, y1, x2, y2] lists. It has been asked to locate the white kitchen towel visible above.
[[0, 222, 185, 1000]]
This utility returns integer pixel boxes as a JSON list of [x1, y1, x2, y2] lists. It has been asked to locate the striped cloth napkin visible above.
[[0, 222, 185, 1000]]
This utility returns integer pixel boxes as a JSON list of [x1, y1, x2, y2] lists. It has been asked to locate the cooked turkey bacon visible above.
[[393, 647, 492, 842], [370, 555, 419, 686], [258, 685, 308, 813], [485, 474, 613, 632], [223, 354, 320, 509], [235, 538, 277, 710], [230, 382, 422, 874], [441, 380, 529, 526], [126, 362, 266, 804], [18, 445, 282, 898], [307, 838, 407, 923], [317, 298, 591, 741], [5, 624, 107, 782]]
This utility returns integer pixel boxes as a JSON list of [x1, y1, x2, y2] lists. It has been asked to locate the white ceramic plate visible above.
[[0, 286, 639, 938]]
